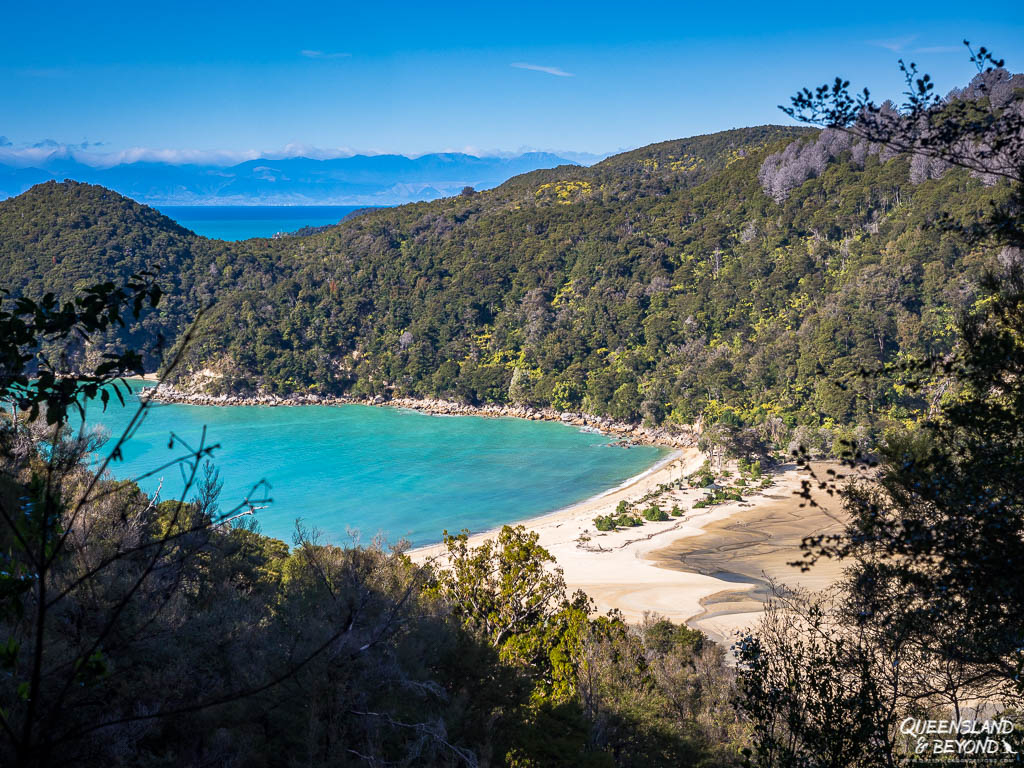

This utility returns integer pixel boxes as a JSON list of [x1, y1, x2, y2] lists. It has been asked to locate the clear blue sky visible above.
[[2, 0, 1021, 164]]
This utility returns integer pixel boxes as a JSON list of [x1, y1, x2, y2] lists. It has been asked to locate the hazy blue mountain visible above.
[[0, 165, 52, 199], [0, 151, 579, 205]]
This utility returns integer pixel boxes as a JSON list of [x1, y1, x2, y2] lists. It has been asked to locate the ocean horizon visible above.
[[157, 204, 373, 241]]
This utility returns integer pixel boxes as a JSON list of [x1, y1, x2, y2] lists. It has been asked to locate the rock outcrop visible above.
[[149, 384, 698, 449]]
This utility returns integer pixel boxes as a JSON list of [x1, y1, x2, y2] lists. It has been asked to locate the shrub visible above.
[[616, 500, 630, 514], [642, 505, 669, 522], [690, 472, 714, 488], [643, 617, 706, 655], [594, 515, 616, 531], [670, 505, 684, 516], [614, 513, 643, 527]]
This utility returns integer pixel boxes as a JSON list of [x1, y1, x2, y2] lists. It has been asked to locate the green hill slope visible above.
[[0, 180, 294, 369], [0, 125, 1006, 439]]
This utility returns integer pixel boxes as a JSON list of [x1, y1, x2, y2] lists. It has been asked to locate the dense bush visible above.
[[642, 505, 670, 522]]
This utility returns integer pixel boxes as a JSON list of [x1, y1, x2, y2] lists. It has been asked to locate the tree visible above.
[[788, 38, 1024, 689], [509, 365, 533, 404], [737, 42, 1024, 767], [736, 588, 902, 768], [431, 525, 576, 652], [698, 422, 759, 472], [783, 43, 1023, 189], [1, 273, 162, 425]]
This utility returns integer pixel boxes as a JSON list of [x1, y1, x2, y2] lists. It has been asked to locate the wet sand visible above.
[[648, 467, 849, 643]]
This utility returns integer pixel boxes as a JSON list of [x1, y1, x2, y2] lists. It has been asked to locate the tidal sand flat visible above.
[[80, 386, 667, 547], [647, 465, 847, 643]]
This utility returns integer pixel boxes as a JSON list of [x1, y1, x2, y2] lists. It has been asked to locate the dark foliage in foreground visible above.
[[736, 42, 1024, 767], [0, 283, 745, 767]]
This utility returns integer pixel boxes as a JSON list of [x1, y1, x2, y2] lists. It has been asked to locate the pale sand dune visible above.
[[412, 453, 848, 647]]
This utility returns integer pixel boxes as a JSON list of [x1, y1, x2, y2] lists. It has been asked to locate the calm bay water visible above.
[[157, 205, 369, 241], [81, 386, 667, 547]]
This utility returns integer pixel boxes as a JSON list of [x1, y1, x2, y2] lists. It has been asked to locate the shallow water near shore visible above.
[[78, 383, 667, 547]]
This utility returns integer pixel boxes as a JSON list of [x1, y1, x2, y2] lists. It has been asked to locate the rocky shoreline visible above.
[[148, 384, 698, 449]]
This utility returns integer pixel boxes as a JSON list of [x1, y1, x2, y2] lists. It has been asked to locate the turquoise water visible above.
[[157, 205, 370, 241], [80, 386, 667, 547]]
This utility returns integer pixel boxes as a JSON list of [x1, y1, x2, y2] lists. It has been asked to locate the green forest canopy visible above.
[[0, 111, 1010, 443]]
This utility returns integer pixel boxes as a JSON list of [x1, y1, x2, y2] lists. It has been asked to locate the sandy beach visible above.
[[412, 453, 848, 647]]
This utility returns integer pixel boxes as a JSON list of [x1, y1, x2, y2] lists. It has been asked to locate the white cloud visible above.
[[272, 142, 359, 160], [0, 144, 74, 167], [429, 145, 501, 158], [867, 35, 918, 53], [105, 147, 265, 166], [0, 138, 606, 168], [0, 139, 364, 168], [510, 62, 574, 77], [300, 49, 351, 60]]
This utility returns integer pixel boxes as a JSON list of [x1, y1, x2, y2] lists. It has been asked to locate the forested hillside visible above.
[[0, 106, 1011, 440], [0, 181, 294, 370]]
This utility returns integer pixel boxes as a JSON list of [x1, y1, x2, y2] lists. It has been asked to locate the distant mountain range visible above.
[[0, 152, 582, 205]]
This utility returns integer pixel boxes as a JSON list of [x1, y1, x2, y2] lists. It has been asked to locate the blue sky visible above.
[[2, 0, 1021, 165]]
